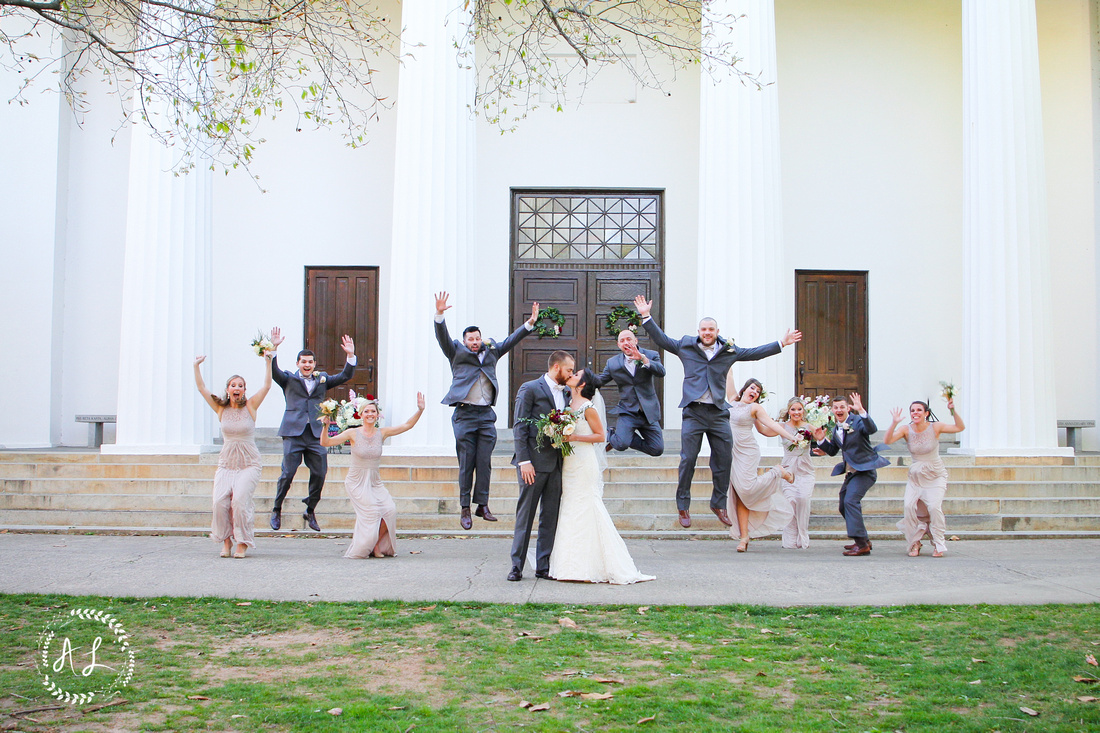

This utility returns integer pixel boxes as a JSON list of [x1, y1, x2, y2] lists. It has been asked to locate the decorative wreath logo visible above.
[[535, 307, 565, 339], [36, 607, 136, 705], [605, 305, 642, 337]]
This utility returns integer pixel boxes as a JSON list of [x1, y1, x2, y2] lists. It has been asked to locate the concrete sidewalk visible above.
[[3, 533, 1098, 606]]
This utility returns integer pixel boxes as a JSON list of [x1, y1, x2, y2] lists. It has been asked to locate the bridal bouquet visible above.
[[335, 391, 375, 431], [787, 427, 816, 452], [316, 399, 339, 422], [527, 408, 578, 457], [251, 330, 275, 357], [802, 394, 837, 439], [940, 381, 957, 401]]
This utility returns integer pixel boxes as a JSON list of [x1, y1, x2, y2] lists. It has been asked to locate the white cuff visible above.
[[777, 338, 786, 349], [347, 356, 358, 366], [642, 315, 652, 323], [518, 460, 532, 467], [523, 321, 534, 331], [434, 314, 445, 323], [857, 411, 868, 418]]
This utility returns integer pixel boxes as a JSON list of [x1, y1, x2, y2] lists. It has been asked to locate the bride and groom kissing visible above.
[[509, 351, 655, 585]]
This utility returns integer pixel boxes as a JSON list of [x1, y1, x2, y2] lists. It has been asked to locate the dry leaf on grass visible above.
[[1077, 696, 1099, 703], [419, 605, 436, 611], [969, 680, 981, 685], [593, 676, 624, 684], [1019, 706, 1039, 717], [409, 550, 422, 554], [404, 725, 416, 733], [869, 614, 884, 618], [236, 602, 251, 606], [559, 691, 614, 700], [1074, 676, 1100, 684], [755, 671, 768, 677], [637, 715, 657, 724], [760, 629, 775, 634], [327, 708, 343, 716], [1087, 654, 1098, 667], [517, 632, 544, 641], [742, 657, 756, 662], [559, 617, 578, 629], [518, 700, 532, 709], [186, 695, 211, 700], [971, 658, 985, 663], [388, 706, 406, 710], [637, 606, 649, 615], [529, 702, 551, 712]]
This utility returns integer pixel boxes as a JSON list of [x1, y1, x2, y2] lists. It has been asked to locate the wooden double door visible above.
[[304, 267, 379, 400], [794, 270, 868, 400], [509, 269, 662, 420]]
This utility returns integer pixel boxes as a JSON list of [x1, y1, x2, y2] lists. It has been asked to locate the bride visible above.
[[548, 369, 655, 584]]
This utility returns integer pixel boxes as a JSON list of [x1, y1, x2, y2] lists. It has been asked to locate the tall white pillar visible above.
[[960, 0, 1066, 455], [383, 0, 477, 451], [105, 125, 213, 454], [698, 0, 792, 425]]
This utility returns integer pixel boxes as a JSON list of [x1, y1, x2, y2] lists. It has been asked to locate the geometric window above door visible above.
[[514, 192, 660, 261]]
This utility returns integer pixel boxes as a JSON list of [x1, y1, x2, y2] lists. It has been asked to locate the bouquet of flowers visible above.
[[316, 399, 339, 423], [939, 381, 957, 401], [787, 426, 816, 452], [801, 394, 836, 440], [527, 408, 579, 457], [335, 391, 375, 431], [251, 330, 275, 356]]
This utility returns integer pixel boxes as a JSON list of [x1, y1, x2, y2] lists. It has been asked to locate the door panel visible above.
[[795, 270, 867, 400], [305, 268, 379, 400]]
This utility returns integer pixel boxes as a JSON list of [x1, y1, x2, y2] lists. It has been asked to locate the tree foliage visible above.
[[0, 0, 753, 171]]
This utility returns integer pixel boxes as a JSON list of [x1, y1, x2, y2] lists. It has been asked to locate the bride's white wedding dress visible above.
[[548, 400, 656, 584]]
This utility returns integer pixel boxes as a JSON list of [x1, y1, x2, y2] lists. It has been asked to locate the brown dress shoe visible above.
[[460, 507, 472, 530], [844, 540, 873, 551], [605, 442, 614, 452], [712, 506, 733, 527], [843, 543, 872, 556], [474, 505, 497, 522], [678, 509, 692, 528]]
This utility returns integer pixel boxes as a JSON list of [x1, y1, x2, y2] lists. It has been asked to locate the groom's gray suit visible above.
[[510, 375, 566, 576], [435, 317, 533, 509], [271, 355, 355, 515], [592, 348, 666, 456]]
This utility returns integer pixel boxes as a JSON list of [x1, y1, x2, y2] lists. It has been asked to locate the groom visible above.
[[813, 393, 889, 556], [269, 327, 357, 532], [634, 295, 801, 529], [509, 351, 575, 581]]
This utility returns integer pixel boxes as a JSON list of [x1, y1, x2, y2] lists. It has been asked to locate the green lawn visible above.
[[1, 595, 1098, 731]]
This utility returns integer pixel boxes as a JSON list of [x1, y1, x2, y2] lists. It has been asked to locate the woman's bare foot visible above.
[[932, 549, 944, 558], [780, 468, 795, 484], [220, 539, 232, 558], [233, 543, 247, 559], [736, 539, 749, 553], [908, 542, 921, 557]]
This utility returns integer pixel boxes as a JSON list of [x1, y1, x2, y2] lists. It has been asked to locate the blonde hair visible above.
[[213, 375, 246, 408], [778, 396, 803, 422]]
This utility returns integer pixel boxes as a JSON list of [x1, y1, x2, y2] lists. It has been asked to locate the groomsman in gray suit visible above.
[[592, 329, 666, 456], [509, 351, 575, 581], [435, 292, 540, 530], [633, 295, 801, 529], [268, 326, 356, 532]]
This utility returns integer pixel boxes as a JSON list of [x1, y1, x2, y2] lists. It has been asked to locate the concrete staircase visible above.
[[1, 450, 1099, 539]]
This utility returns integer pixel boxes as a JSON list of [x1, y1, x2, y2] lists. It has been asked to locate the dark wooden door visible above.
[[305, 267, 379, 400], [509, 269, 661, 420], [795, 270, 868, 400]]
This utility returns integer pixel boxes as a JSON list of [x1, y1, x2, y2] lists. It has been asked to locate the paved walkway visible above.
[[4, 533, 1099, 605]]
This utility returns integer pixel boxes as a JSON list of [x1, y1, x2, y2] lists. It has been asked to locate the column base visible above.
[[101, 444, 203, 455]]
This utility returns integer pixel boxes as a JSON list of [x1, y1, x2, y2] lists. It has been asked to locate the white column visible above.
[[382, 0, 477, 452], [698, 1, 791, 431], [104, 125, 213, 454], [960, 0, 1067, 455]]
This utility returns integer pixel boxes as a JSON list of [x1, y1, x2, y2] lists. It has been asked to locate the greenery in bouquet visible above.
[[787, 426, 816, 452], [940, 381, 957, 402], [316, 399, 339, 423], [525, 408, 578, 456], [802, 394, 836, 438], [251, 330, 274, 356]]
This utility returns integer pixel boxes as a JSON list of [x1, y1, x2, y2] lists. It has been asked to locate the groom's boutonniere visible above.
[[836, 421, 850, 432], [725, 339, 737, 354], [316, 373, 327, 384], [633, 358, 645, 367], [484, 339, 495, 350]]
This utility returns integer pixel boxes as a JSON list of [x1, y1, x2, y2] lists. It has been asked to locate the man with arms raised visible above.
[[634, 295, 801, 528], [269, 327, 356, 532], [435, 292, 540, 529]]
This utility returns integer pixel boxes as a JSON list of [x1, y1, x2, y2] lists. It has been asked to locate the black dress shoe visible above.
[[303, 512, 320, 532], [507, 568, 523, 581], [534, 570, 553, 580], [460, 507, 472, 530], [474, 505, 498, 522], [270, 511, 281, 531]]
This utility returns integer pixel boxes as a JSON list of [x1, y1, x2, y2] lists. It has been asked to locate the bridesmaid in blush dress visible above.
[[193, 351, 274, 559], [725, 378, 800, 553], [883, 398, 965, 557], [321, 393, 425, 558], [776, 397, 817, 549]]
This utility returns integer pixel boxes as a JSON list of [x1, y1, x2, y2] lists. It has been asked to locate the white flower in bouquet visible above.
[[543, 424, 556, 437], [562, 423, 576, 436], [251, 330, 274, 356], [803, 396, 834, 431], [317, 399, 339, 422]]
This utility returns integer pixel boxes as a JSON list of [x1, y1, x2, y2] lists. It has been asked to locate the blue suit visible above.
[[592, 348, 666, 456], [817, 413, 891, 543], [271, 355, 356, 514], [436, 318, 532, 508], [643, 318, 783, 512]]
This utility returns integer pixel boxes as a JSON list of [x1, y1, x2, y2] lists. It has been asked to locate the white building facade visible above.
[[1, 0, 1096, 455]]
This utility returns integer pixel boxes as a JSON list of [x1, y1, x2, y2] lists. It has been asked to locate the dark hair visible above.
[[737, 378, 764, 403], [462, 326, 481, 338], [910, 400, 939, 422], [548, 350, 573, 369], [297, 349, 315, 362], [577, 371, 597, 400], [833, 394, 848, 404], [213, 375, 246, 408]]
